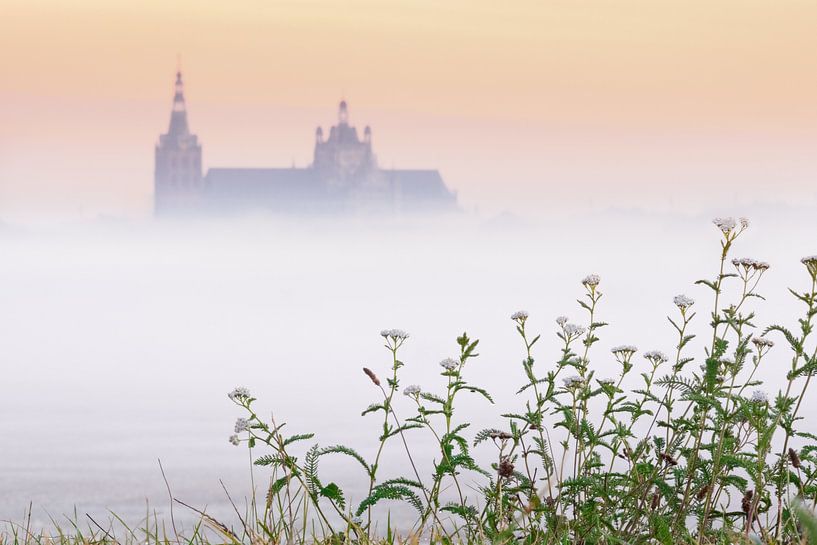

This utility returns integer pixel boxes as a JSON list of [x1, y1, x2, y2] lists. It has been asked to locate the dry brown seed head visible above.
[[498, 457, 514, 479], [363, 367, 380, 386], [741, 489, 754, 516], [789, 448, 802, 469]]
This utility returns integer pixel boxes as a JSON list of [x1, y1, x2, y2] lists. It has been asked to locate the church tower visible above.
[[154, 70, 203, 216], [312, 101, 375, 184]]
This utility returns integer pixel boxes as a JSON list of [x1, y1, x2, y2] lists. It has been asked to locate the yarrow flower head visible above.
[[752, 336, 774, 350], [234, 418, 250, 433], [562, 375, 584, 389], [643, 350, 669, 365], [582, 274, 601, 289], [235, 418, 250, 433], [439, 357, 459, 371], [380, 329, 410, 340], [611, 345, 638, 359], [556, 316, 569, 327], [750, 390, 768, 404], [801, 255, 817, 277], [228, 387, 250, 402], [510, 310, 529, 323], [563, 323, 586, 338], [673, 294, 695, 311], [403, 384, 422, 397], [732, 257, 770, 274], [712, 216, 737, 234], [228, 434, 240, 446]]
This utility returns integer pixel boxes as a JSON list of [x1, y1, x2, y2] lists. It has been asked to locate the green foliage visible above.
[[356, 483, 424, 517]]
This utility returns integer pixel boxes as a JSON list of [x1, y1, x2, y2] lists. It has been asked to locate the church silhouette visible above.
[[154, 71, 457, 216]]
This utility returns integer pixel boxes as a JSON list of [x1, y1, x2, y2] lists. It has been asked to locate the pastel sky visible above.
[[1, 0, 816, 220]]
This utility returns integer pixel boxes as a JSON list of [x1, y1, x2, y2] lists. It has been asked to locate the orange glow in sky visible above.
[[1, 0, 816, 219]]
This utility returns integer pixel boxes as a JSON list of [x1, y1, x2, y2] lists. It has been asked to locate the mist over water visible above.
[[1, 209, 815, 529]]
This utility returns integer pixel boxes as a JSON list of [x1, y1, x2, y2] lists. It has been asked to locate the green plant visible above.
[[229, 219, 817, 544]]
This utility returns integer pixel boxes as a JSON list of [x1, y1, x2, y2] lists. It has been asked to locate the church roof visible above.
[[204, 168, 326, 212], [202, 167, 456, 214]]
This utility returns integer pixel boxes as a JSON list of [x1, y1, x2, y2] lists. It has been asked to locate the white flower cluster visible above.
[[582, 274, 601, 288], [380, 329, 410, 340], [750, 390, 768, 404], [673, 294, 695, 310], [511, 310, 529, 322], [802, 255, 817, 276], [439, 357, 459, 371], [556, 316, 569, 327], [234, 418, 250, 433], [611, 345, 638, 357], [752, 336, 775, 349], [712, 217, 737, 233], [228, 434, 240, 446], [562, 375, 584, 389], [712, 216, 749, 234], [563, 323, 587, 338], [732, 257, 770, 272], [598, 377, 616, 386], [643, 350, 669, 365], [403, 384, 422, 397], [228, 387, 250, 402]]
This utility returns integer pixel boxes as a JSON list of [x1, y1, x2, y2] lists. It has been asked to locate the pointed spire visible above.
[[168, 69, 189, 137], [338, 100, 348, 124]]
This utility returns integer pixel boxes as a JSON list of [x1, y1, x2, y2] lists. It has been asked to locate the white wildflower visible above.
[[643, 350, 669, 365], [234, 418, 250, 433], [381, 328, 410, 340], [228, 434, 240, 446], [563, 323, 586, 338], [556, 315, 569, 327], [511, 310, 529, 322], [611, 345, 638, 358], [582, 274, 601, 288], [439, 357, 459, 371], [752, 336, 774, 349], [802, 255, 817, 276], [562, 375, 584, 389], [228, 387, 250, 401], [739, 217, 750, 229], [712, 217, 737, 234], [598, 377, 616, 386], [750, 390, 768, 404], [732, 257, 757, 268], [673, 294, 695, 310], [403, 384, 422, 397], [732, 257, 770, 272]]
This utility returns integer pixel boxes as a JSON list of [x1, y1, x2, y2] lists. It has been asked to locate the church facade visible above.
[[154, 72, 457, 216]]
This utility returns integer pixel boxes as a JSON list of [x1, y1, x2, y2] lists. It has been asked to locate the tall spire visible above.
[[338, 100, 348, 125], [155, 65, 203, 216], [168, 70, 190, 137]]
